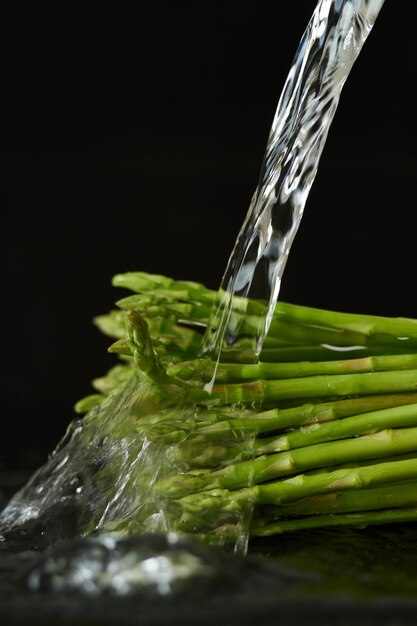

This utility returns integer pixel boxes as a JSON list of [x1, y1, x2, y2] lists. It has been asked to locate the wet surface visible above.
[[1, 465, 417, 626]]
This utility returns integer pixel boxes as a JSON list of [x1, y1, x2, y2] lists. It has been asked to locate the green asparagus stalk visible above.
[[254, 480, 417, 519], [251, 507, 417, 536], [241, 344, 417, 363], [255, 402, 417, 454], [274, 301, 417, 342], [168, 354, 417, 382], [189, 369, 417, 406]]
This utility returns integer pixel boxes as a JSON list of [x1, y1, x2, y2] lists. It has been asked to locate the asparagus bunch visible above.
[[77, 272, 417, 543]]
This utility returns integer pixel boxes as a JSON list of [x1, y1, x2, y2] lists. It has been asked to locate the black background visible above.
[[1, 1, 416, 464]]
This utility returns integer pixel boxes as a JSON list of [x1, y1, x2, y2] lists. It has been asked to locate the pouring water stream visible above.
[[202, 0, 385, 385]]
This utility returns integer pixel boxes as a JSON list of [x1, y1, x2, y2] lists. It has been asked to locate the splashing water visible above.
[[0, 372, 256, 554], [202, 0, 385, 370]]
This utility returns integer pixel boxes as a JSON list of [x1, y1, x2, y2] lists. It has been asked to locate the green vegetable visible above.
[[77, 271, 417, 544]]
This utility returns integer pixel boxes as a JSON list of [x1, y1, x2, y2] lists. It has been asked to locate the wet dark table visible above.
[[1, 460, 417, 626]]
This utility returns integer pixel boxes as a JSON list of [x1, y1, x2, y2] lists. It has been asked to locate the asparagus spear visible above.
[[251, 507, 417, 536], [168, 354, 417, 382], [190, 370, 417, 406], [253, 480, 417, 519], [256, 402, 417, 454]]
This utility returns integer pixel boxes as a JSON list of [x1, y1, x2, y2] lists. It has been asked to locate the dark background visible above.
[[1, 1, 416, 465]]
